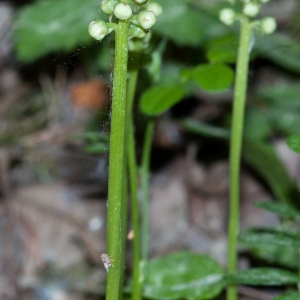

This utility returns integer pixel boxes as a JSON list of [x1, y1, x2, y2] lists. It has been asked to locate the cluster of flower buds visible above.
[[88, 0, 162, 41], [219, 0, 276, 35]]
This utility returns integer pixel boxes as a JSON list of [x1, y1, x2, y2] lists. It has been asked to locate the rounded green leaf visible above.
[[14, 0, 103, 61], [144, 251, 224, 300], [191, 64, 234, 92], [273, 292, 300, 300], [207, 49, 237, 64], [225, 268, 298, 286], [140, 84, 184, 116], [287, 135, 300, 154], [206, 34, 238, 64]]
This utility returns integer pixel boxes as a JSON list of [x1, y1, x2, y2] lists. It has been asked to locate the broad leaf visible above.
[[254, 201, 300, 219], [144, 251, 224, 300], [14, 0, 103, 61], [206, 34, 238, 64], [140, 84, 184, 116], [287, 135, 300, 154], [273, 292, 300, 300], [225, 268, 298, 285], [188, 63, 234, 92]]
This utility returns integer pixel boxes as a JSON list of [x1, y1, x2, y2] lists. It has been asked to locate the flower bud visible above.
[[219, 8, 236, 25], [135, 0, 147, 4], [260, 17, 276, 34], [100, 0, 118, 15], [138, 11, 157, 29], [129, 24, 147, 39], [146, 2, 163, 17], [88, 20, 110, 41], [114, 3, 132, 20], [243, 3, 260, 17]]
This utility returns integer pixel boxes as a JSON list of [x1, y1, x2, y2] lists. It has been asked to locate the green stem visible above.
[[119, 169, 128, 300], [126, 59, 142, 300], [227, 16, 252, 300], [141, 118, 155, 262], [106, 20, 129, 300]]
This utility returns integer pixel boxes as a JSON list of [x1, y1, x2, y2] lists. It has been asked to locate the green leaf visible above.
[[273, 292, 300, 300], [254, 201, 300, 219], [14, 0, 103, 61], [225, 268, 298, 286], [153, 0, 204, 46], [240, 230, 300, 248], [144, 251, 224, 300], [190, 63, 234, 92], [287, 135, 300, 154], [206, 34, 238, 63], [255, 33, 300, 74], [181, 118, 230, 139], [243, 139, 300, 205], [140, 84, 184, 116]]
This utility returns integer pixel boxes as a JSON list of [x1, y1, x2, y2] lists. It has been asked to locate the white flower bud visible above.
[[100, 0, 118, 15], [138, 11, 157, 29], [114, 3, 132, 20], [243, 3, 260, 17], [129, 24, 147, 39], [88, 20, 110, 41], [219, 8, 236, 25], [146, 2, 163, 17], [260, 17, 276, 34], [135, 0, 147, 4]]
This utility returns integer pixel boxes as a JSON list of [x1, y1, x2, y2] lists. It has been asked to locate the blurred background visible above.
[[1, 0, 300, 299]]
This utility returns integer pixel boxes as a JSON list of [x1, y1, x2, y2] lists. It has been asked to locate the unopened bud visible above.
[[146, 2, 163, 16], [88, 20, 110, 41], [138, 10, 157, 29], [114, 3, 132, 20], [135, 0, 147, 4], [219, 8, 236, 25], [260, 17, 276, 34], [243, 3, 260, 17], [129, 24, 147, 39], [100, 0, 118, 15]]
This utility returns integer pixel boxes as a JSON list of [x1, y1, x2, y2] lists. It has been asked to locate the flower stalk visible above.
[[227, 15, 252, 300], [106, 20, 129, 300]]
